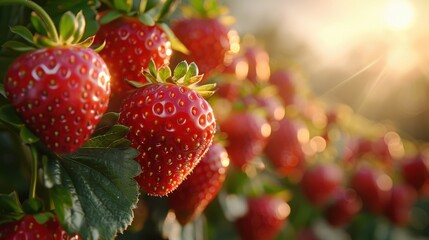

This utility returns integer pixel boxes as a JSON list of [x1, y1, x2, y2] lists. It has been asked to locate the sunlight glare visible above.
[[384, 0, 415, 30]]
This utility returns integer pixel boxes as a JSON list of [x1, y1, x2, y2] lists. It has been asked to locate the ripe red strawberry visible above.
[[350, 166, 392, 214], [264, 117, 304, 176], [0, 215, 81, 240], [234, 195, 290, 240], [269, 69, 296, 106], [300, 164, 343, 206], [242, 93, 285, 124], [219, 111, 271, 169], [119, 61, 216, 196], [243, 45, 271, 84], [170, 1, 239, 78], [95, 16, 171, 111], [4, 12, 110, 154], [401, 154, 429, 195], [384, 184, 417, 226], [168, 142, 230, 225], [324, 188, 362, 227]]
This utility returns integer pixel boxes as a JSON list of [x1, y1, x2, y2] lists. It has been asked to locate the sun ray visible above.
[[321, 55, 384, 97], [355, 63, 390, 114]]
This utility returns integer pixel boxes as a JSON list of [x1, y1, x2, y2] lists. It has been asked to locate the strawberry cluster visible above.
[[1, 0, 429, 240]]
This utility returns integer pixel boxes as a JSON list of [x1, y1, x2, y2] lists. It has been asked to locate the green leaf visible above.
[[114, 0, 133, 12], [158, 66, 172, 82], [0, 83, 5, 97], [2, 40, 36, 52], [91, 40, 106, 52], [0, 104, 24, 128], [158, 23, 189, 54], [99, 10, 122, 25], [145, 0, 161, 12], [59, 11, 77, 43], [10, 25, 34, 44], [42, 155, 61, 188], [91, 112, 120, 137], [33, 212, 55, 225], [34, 34, 58, 48], [78, 36, 95, 48], [138, 13, 155, 26], [30, 12, 48, 37], [139, 0, 148, 13], [184, 62, 198, 83], [84, 124, 130, 148], [72, 11, 85, 43], [148, 59, 157, 78], [47, 148, 141, 240], [22, 198, 43, 214], [0, 192, 24, 224], [108, 138, 131, 148], [19, 126, 39, 144], [50, 186, 74, 227], [173, 61, 188, 80], [155, 0, 179, 21]]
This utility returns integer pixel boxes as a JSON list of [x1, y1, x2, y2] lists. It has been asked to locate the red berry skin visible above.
[[243, 46, 270, 84], [401, 154, 429, 195], [168, 142, 230, 225], [269, 69, 295, 106], [264, 118, 304, 176], [350, 166, 392, 214], [242, 95, 285, 124], [219, 111, 271, 169], [4, 47, 110, 154], [324, 189, 362, 227], [171, 18, 233, 77], [119, 83, 216, 196], [95, 17, 171, 111], [0, 215, 81, 240], [300, 164, 343, 206], [384, 184, 417, 226], [234, 196, 290, 240]]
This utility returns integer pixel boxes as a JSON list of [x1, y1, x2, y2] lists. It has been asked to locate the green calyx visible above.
[[1, 0, 102, 52], [99, 0, 189, 54], [99, 0, 178, 26], [131, 59, 216, 98], [182, 0, 230, 19]]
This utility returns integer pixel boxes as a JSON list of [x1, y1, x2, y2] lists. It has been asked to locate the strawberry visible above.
[[3, 11, 110, 154], [350, 166, 392, 214], [167, 142, 230, 225], [95, 14, 171, 111], [401, 154, 429, 195], [170, 0, 239, 78], [94, 0, 178, 112], [264, 117, 304, 176], [119, 60, 216, 196], [219, 110, 271, 170], [242, 92, 285, 124], [242, 45, 271, 84], [300, 164, 343, 206], [0, 215, 81, 240], [324, 188, 362, 227], [234, 195, 290, 240], [383, 184, 417, 226], [269, 69, 296, 106]]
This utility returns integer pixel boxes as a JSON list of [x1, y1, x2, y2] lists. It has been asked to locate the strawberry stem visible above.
[[0, 0, 59, 43], [29, 144, 38, 200]]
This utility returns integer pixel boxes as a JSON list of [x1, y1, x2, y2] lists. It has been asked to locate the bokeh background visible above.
[[224, 0, 429, 141]]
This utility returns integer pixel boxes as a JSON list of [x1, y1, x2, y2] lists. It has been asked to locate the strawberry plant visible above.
[[0, 1, 140, 239], [118, 60, 216, 196], [170, 0, 239, 79], [1, 0, 429, 239], [94, 0, 189, 112]]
